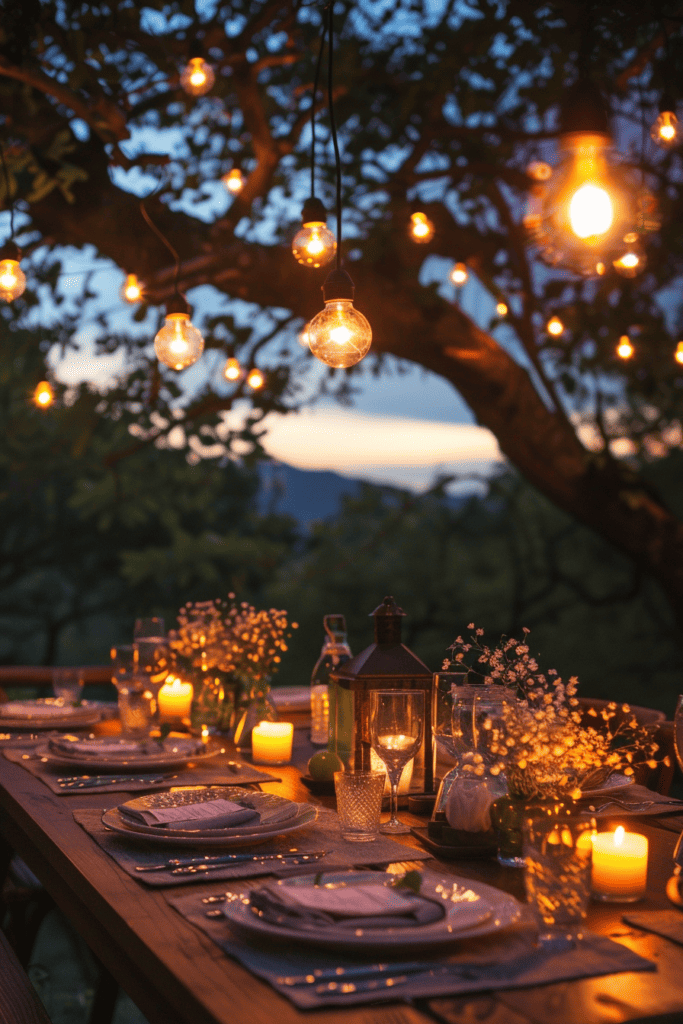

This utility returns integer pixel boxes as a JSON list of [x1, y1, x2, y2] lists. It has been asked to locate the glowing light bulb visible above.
[[616, 335, 634, 360], [0, 258, 26, 302], [409, 211, 434, 243], [613, 239, 646, 278], [568, 183, 613, 239], [292, 222, 336, 268], [675, 342, 683, 366], [526, 160, 552, 181], [121, 273, 144, 304], [33, 381, 54, 408], [222, 168, 244, 194], [547, 316, 564, 336], [596, 261, 606, 275], [246, 368, 264, 390], [651, 111, 679, 149], [180, 57, 215, 97], [154, 312, 204, 371], [308, 269, 372, 369], [223, 357, 241, 381], [496, 302, 508, 317], [450, 262, 468, 286]]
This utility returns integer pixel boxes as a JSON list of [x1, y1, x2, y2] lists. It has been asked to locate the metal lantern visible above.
[[331, 596, 435, 793]]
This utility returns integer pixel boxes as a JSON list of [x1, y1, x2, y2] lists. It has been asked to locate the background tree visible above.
[[1, 1, 683, 637]]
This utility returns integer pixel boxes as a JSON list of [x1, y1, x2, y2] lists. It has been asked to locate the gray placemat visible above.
[[4, 746, 280, 793], [623, 910, 683, 946], [165, 875, 655, 1008], [73, 805, 429, 886]]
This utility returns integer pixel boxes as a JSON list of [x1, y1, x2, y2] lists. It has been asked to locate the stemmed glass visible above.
[[370, 689, 424, 834]]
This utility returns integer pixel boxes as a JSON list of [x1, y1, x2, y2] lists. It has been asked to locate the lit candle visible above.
[[592, 826, 648, 902], [158, 676, 193, 722], [252, 721, 294, 765]]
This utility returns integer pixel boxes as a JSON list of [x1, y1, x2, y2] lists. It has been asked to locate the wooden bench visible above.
[[0, 927, 51, 1024]]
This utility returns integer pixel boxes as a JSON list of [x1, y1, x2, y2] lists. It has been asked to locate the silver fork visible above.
[[593, 796, 683, 813]]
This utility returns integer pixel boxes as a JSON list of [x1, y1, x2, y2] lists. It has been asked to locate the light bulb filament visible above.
[[568, 184, 614, 239]]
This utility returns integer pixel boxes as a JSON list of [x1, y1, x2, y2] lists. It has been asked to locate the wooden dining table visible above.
[[2, 724, 683, 1024]]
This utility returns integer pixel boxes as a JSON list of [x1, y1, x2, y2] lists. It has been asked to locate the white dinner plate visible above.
[[102, 787, 318, 847], [581, 772, 635, 799], [0, 699, 102, 730], [35, 737, 220, 771], [221, 871, 521, 952]]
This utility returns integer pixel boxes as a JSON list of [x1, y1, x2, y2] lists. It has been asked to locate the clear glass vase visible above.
[[233, 679, 278, 750], [189, 669, 236, 734]]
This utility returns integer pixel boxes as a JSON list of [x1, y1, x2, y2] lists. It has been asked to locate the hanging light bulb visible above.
[[0, 241, 26, 302], [613, 234, 646, 278], [223, 356, 241, 381], [246, 367, 265, 390], [33, 381, 54, 408], [450, 262, 469, 286], [547, 315, 564, 336], [409, 210, 434, 243], [292, 197, 336, 268], [525, 80, 659, 276], [616, 335, 634, 360], [675, 342, 683, 365], [307, 268, 372, 369], [154, 294, 204, 371], [180, 57, 215, 97], [526, 160, 553, 181], [121, 273, 144, 304], [222, 168, 244, 194], [651, 98, 679, 150], [496, 301, 508, 317]]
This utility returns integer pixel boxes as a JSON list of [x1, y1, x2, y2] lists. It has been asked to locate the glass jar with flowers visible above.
[[168, 596, 297, 735], [446, 625, 665, 866]]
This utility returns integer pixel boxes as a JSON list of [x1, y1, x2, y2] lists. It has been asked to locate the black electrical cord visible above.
[[326, 1, 342, 271], [140, 192, 181, 295], [310, 11, 327, 199], [1, 144, 15, 239]]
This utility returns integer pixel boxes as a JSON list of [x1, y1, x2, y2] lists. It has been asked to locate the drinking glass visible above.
[[52, 668, 84, 706], [133, 618, 169, 718], [370, 689, 424, 834], [111, 644, 154, 738], [110, 644, 138, 687], [334, 770, 386, 841], [523, 806, 596, 951]]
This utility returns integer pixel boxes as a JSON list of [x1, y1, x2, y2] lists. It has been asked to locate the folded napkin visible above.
[[119, 797, 261, 832], [249, 881, 445, 930], [48, 736, 203, 758]]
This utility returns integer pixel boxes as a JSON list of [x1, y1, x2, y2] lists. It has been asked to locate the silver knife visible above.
[[137, 850, 329, 873], [171, 851, 328, 875]]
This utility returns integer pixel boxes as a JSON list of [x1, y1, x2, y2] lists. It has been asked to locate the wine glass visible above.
[[370, 689, 424, 834]]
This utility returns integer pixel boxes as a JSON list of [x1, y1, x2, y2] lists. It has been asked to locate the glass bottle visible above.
[[309, 615, 352, 755], [311, 615, 351, 744]]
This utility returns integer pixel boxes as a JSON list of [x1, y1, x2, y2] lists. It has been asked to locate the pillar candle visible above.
[[592, 826, 648, 902], [158, 677, 193, 722], [252, 721, 293, 765]]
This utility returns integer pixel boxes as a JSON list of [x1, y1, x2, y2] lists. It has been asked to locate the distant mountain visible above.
[[256, 462, 466, 524]]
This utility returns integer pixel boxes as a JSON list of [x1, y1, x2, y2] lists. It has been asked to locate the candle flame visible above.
[[614, 825, 625, 847]]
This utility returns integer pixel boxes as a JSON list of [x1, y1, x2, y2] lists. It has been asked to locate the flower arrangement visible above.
[[169, 596, 297, 685], [444, 624, 665, 801]]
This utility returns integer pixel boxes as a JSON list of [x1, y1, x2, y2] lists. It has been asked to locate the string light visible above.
[[675, 342, 683, 365], [292, 198, 336, 268], [526, 160, 552, 181], [616, 335, 634, 360], [33, 381, 54, 408], [222, 168, 244, 194], [180, 57, 215, 97], [496, 302, 508, 317], [246, 367, 264, 389], [409, 211, 434, 243], [546, 315, 564, 336], [0, 242, 26, 302], [154, 295, 205, 370], [613, 235, 646, 278], [121, 273, 144, 303], [652, 109, 679, 148], [525, 79, 659, 276], [307, 5, 372, 369], [223, 357, 241, 381], [450, 262, 468, 286]]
